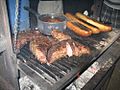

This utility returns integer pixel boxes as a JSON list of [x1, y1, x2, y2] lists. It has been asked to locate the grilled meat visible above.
[[17, 29, 90, 64], [75, 12, 112, 32], [66, 39, 90, 56], [66, 42, 73, 57], [66, 21, 92, 37], [65, 13, 100, 34], [16, 30, 42, 49], [51, 29, 71, 41], [47, 39, 90, 64], [29, 36, 58, 64], [30, 42, 47, 63], [72, 41, 90, 56], [47, 40, 69, 64]]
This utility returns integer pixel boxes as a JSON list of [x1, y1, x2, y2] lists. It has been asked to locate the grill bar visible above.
[[52, 63, 70, 73], [42, 64, 64, 79], [49, 64, 67, 75], [62, 58, 78, 67], [29, 60, 60, 82], [26, 61, 56, 84], [57, 60, 72, 70]]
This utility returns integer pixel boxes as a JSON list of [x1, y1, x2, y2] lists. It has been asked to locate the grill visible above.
[[17, 29, 120, 90], [0, 0, 120, 90]]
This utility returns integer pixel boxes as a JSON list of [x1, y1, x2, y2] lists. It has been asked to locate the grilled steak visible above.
[[16, 30, 42, 49], [72, 40, 90, 56], [47, 40, 69, 64], [47, 39, 90, 64], [51, 29, 71, 41], [29, 36, 58, 64]]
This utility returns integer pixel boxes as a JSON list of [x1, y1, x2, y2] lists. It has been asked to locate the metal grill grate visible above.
[[17, 43, 88, 84]]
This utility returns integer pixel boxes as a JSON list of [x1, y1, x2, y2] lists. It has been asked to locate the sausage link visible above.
[[66, 13, 100, 34], [66, 21, 92, 37], [75, 12, 112, 32]]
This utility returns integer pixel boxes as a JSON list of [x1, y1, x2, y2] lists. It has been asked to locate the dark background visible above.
[[63, 0, 94, 14], [29, 0, 94, 28]]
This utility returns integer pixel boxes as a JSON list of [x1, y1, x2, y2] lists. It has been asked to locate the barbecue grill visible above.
[[17, 28, 120, 90], [0, 0, 120, 90]]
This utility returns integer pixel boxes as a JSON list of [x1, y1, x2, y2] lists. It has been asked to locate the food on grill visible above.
[[51, 29, 71, 41], [72, 41, 90, 56], [17, 28, 90, 64], [67, 39, 90, 56], [66, 21, 92, 37], [66, 42, 73, 57], [47, 39, 90, 64], [16, 30, 42, 49], [30, 41, 47, 63], [47, 40, 69, 64], [29, 36, 57, 64], [65, 13, 100, 34], [75, 12, 112, 32]]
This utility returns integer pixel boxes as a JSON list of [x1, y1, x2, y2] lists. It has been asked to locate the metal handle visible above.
[[24, 6, 40, 18]]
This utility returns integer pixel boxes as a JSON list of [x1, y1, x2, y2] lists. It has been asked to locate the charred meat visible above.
[[16, 30, 42, 49], [51, 30, 71, 41], [47, 40, 69, 64], [47, 39, 90, 64], [17, 29, 90, 64], [29, 36, 57, 64]]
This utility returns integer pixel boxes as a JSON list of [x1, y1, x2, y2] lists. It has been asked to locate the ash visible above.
[[65, 83, 77, 90], [19, 76, 42, 90], [65, 79, 85, 90], [94, 38, 109, 50]]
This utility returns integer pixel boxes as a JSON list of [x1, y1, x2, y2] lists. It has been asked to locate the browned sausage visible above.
[[66, 21, 92, 37], [75, 12, 112, 32], [65, 13, 100, 34]]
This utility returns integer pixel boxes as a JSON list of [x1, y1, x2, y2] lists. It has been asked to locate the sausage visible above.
[[75, 12, 112, 32], [65, 13, 100, 34], [66, 21, 92, 37]]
